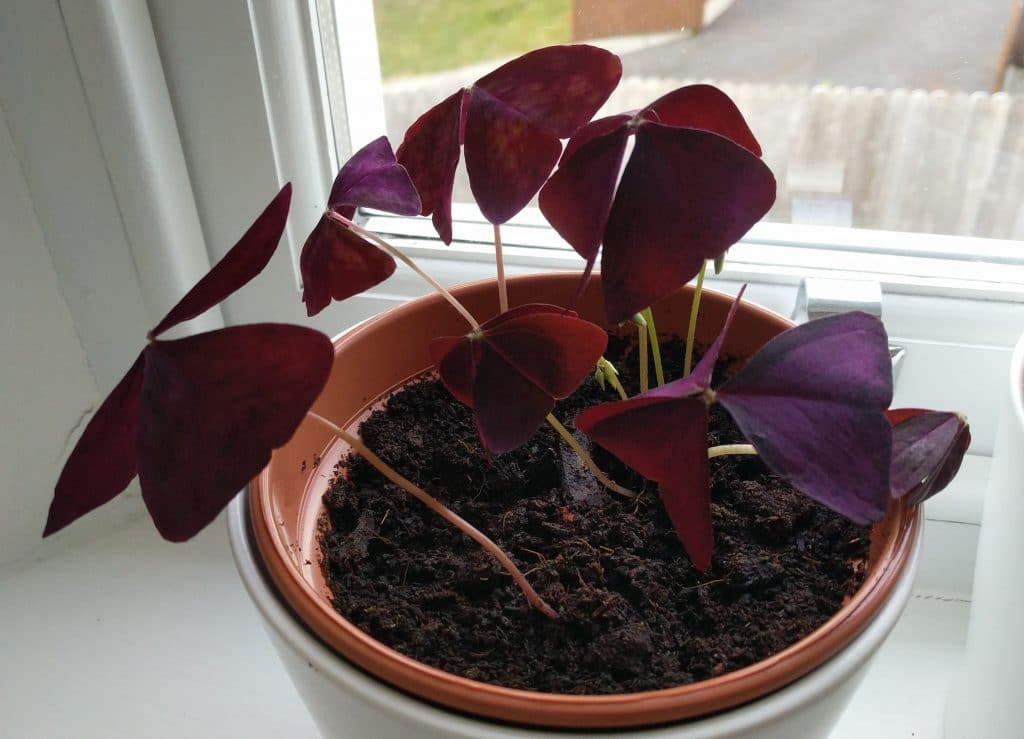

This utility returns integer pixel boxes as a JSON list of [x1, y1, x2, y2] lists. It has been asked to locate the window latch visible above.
[[791, 277, 906, 383]]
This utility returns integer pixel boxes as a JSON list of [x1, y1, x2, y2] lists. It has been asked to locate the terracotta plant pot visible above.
[[233, 272, 921, 735]]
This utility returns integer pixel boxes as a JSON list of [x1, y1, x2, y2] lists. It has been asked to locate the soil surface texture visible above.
[[320, 337, 871, 694]]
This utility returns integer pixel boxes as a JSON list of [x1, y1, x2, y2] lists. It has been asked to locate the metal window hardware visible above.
[[791, 277, 906, 383]]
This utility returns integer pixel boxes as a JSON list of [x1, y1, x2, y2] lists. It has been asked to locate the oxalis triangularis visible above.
[[46, 45, 970, 621]]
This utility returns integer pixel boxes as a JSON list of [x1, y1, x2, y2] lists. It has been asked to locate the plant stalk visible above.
[[334, 213, 481, 332], [308, 411, 557, 619], [638, 322, 649, 393], [683, 261, 708, 377], [546, 414, 637, 498], [641, 308, 665, 387], [493, 224, 509, 314], [707, 443, 757, 459]]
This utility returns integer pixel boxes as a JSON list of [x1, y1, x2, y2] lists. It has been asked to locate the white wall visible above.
[[0, 107, 143, 571]]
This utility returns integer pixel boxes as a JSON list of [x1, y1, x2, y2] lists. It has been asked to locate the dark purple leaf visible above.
[[400, 46, 620, 239], [137, 324, 334, 541], [474, 45, 622, 138], [717, 312, 894, 523], [539, 126, 629, 263], [396, 89, 468, 244], [150, 184, 292, 338], [601, 124, 775, 322], [327, 136, 421, 219], [644, 85, 762, 154], [44, 354, 145, 536], [576, 395, 713, 569], [559, 113, 633, 163], [430, 304, 607, 453], [572, 289, 746, 567], [464, 87, 563, 225], [300, 214, 397, 316], [888, 409, 971, 505]]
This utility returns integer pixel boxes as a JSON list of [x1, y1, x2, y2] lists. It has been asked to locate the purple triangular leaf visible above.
[[44, 353, 146, 536], [299, 214, 397, 316], [464, 86, 563, 225], [601, 124, 775, 323], [327, 136, 421, 219], [644, 85, 762, 155], [717, 312, 893, 523], [539, 125, 629, 263], [474, 44, 622, 138], [150, 184, 292, 338], [575, 396, 713, 569], [888, 409, 971, 505], [396, 89, 468, 244], [137, 324, 334, 542], [430, 305, 607, 454]]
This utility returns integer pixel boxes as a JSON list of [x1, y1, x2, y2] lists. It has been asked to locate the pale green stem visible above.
[[638, 322, 649, 393], [308, 411, 557, 619], [335, 213, 481, 332], [493, 224, 509, 314], [641, 307, 665, 387], [546, 414, 637, 498], [683, 261, 708, 377], [707, 443, 757, 459]]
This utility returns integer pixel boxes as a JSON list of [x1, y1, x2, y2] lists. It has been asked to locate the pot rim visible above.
[[229, 491, 922, 737], [248, 272, 921, 729]]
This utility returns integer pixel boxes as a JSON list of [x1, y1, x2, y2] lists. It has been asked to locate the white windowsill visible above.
[[0, 510, 972, 738]]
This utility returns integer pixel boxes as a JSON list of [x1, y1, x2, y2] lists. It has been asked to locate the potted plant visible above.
[[46, 45, 970, 736]]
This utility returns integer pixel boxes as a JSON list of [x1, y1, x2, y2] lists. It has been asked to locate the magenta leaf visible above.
[[717, 312, 894, 523], [300, 215, 397, 316], [430, 304, 607, 453], [327, 136, 421, 220], [601, 125, 775, 322], [138, 324, 334, 541], [398, 45, 620, 240], [888, 409, 971, 505], [150, 183, 292, 338], [44, 354, 146, 536], [576, 396, 713, 569]]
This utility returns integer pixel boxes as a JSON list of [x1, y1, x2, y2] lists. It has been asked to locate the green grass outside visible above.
[[374, 0, 571, 79]]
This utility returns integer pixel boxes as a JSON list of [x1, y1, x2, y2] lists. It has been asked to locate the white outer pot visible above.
[[228, 494, 921, 739], [945, 331, 1024, 738]]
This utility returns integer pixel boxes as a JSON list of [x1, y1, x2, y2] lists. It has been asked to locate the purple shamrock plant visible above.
[[47, 45, 970, 624]]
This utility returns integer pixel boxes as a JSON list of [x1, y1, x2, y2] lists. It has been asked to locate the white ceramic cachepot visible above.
[[944, 332, 1024, 739], [227, 493, 920, 739]]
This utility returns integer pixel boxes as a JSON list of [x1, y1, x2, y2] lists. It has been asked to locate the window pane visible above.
[[364, 1, 1024, 244]]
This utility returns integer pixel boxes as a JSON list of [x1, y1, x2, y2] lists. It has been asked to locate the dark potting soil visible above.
[[319, 336, 871, 694]]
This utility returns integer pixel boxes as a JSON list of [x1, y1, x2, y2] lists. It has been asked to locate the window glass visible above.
[[365, 1, 1024, 243]]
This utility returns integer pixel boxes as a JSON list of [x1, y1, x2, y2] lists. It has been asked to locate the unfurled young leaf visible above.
[[539, 84, 776, 323], [46, 188, 336, 541], [300, 136, 420, 316], [430, 304, 607, 454], [888, 409, 971, 505], [397, 45, 622, 243]]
